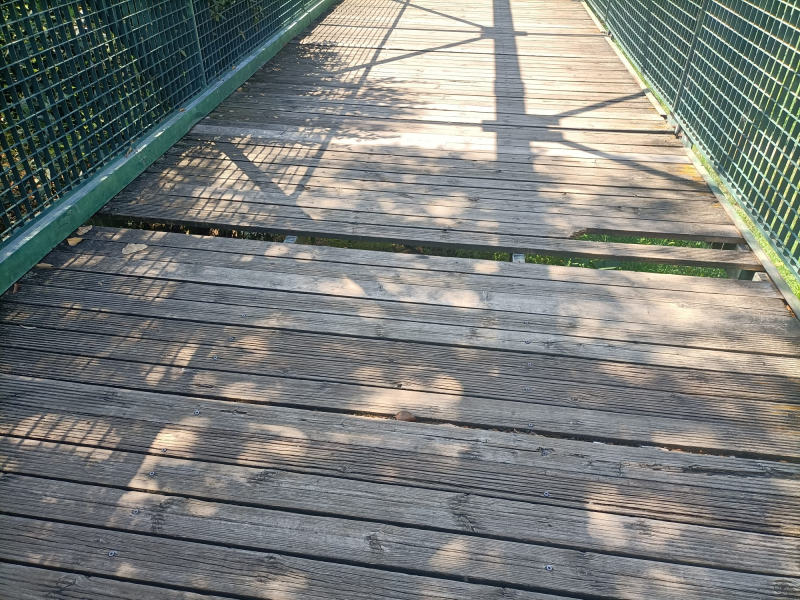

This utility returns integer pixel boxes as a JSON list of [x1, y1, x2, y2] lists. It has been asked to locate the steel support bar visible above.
[[670, 0, 708, 122]]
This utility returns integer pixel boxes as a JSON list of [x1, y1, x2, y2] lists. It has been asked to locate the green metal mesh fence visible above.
[[588, 0, 800, 279], [0, 0, 316, 243], [194, 0, 307, 82]]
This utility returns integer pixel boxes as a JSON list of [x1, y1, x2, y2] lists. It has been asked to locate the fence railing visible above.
[[586, 0, 799, 281], [0, 0, 329, 289]]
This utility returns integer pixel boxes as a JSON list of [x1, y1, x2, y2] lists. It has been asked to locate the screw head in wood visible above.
[[543, 491, 550, 497], [212, 356, 218, 360], [195, 410, 201, 415], [161, 448, 167, 452], [545, 565, 553, 571], [525, 341, 531, 344], [525, 387, 530, 391], [108, 551, 116, 557], [132, 509, 139, 515], [541, 450, 549, 456], [528, 422, 534, 428], [149, 471, 155, 476]]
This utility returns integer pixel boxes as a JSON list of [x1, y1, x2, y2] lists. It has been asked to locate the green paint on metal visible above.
[[586, 0, 800, 282], [0, 0, 337, 294]]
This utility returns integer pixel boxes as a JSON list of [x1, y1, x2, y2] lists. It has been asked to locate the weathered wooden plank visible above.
[[2, 474, 793, 600], [34, 249, 789, 351], [51, 237, 776, 312], [5, 437, 797, 577], [112, 190, 742, 243], [2, 376, 798, 534], [159, 145, 711, 194], [237, 77, 658, 104], [128, 176, 725, 230], [5, 285, 800, 380], [192, 122, 692, 163], [274, 44, 637, 71], [185, 130, 694, 172], [82, 227, 779, 297], [100, 203, 761, 268], [17, 249, 793, 341], [3, 345, 796, 460], [0, 563, 234, 600], [0, 516, 563, 600], [235, 87, 660, 117], [202, 113, 685, 149], [17, 268, 800, 363], [217, 99, 674, 132], [292, 34, 624, 57], [175, 136, 704, 180], [251, 62, 651, 85], [4, 295, 799, 413], [141, 156, 715, 203]]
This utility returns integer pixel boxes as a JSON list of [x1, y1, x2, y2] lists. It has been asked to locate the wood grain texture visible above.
[[0, 563, 234, 600], [0, 515, 564, 600], [4, 437, 797, 577], [1, 474, 794, 600], [2, 375, 798, 536]]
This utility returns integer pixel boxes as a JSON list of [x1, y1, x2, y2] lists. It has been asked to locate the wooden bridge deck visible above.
[[103, 0, 762, 270], [2, 0, 799, 598]]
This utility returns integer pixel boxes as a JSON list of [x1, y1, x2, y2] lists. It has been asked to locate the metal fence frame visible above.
[[585, 0, 800, 283], [0, 0, 335, 293]]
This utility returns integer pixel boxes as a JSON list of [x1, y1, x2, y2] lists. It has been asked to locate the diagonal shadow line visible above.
[[209, 0, 417, 206], [386, 0, 487, 30], [551, 92, 657, 120], [485, 0, 703, 196], [350, 0, 409, 87], [268, 0, 416, 201], [195, 0, 708, 243]]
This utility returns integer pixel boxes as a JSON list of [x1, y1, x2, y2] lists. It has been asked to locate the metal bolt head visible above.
[[149, 471, 155, 476], [212, 355, 218, 360], [541, 450, 549, 456], [241, 313, 247, 317], [194, 410, 200, 415], [527, 363, 532, 366], [108, 551, 116, 557], [525, 387, 531, 392], [545, 565, 553, 571], [229, 337, 235, 341], [132, 509, 139, 515], [161, 448, 167, 452], [525, 340, 531, 344], [524, 321, 529, 324], [543, 491, 550, 497], [527, 422, 534, 428]]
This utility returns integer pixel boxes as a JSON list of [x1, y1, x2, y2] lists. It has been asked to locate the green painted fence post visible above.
[[186, 0, 208, 89], [670, 0, 708, 122]]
